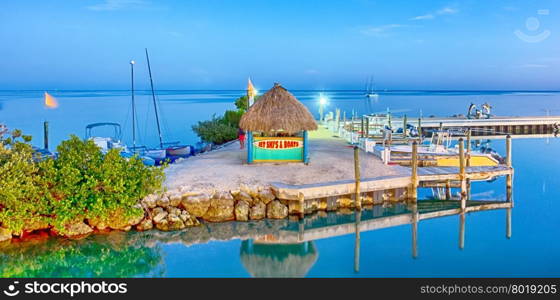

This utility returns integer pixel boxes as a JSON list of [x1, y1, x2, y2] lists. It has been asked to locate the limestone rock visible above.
[[337, 196, 355, 209], [235, 191, 253, 205], [258, 188, 275, 204], [141, 194, 157, 209], [0, 228, 12, 242], [156, 195, 170, 208], [152, 209, 168, 224], [169, 193, 182, 207], [180, 193, 211, 217], [64, 222, 93, 239], [166, 206, 181, 216], [202, 192, 235, 222], [166, 214, 186, 231], [135, 218, 153, 231], [266, 200, 288, 219], [180, 210, 201, 227], [235, 200, 250, 221], [249, 202, 266, 220]]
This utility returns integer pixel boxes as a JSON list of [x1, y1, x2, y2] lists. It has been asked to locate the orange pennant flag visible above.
[[44, 92, 58, 109]]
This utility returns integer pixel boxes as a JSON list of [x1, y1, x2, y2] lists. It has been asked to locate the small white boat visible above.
[[145, 149, 167, 160]]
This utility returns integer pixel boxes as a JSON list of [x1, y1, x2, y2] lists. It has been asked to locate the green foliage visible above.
[[0, 131, 51, 234], [192, 115, 238, 145], [193, 94, 259, 144], [234, 95, 260, 111], [223, 109, 244, 127], [0, 132, 165, 235]]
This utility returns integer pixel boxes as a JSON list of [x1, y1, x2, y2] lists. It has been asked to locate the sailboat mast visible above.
[[130, 60, 136, 150], [145, 48, 164, 149]]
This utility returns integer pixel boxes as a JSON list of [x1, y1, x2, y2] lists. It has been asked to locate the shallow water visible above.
[[1, 90, 560, 277]]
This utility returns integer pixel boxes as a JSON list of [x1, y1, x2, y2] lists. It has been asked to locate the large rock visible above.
[[179, 210, 201, 227], [249, 202, 266, 220], [168, 193, 182, 207], [141, 194, 157, 209], [152, 208, 168, 224], [63, 222, 93, 239], [156, 195, 170, 208], [0, 228, 12, 242], [88, 207, 144, 231], [180, 193, 211, 217], [258, 188, 275, 205], [235, 200, 250, 221], [235, 191, 253, 205], [166, 214, 186, 231], [135, 218, 153, 231], [203, 192, 235, 222], [266, 200, 288, 219]]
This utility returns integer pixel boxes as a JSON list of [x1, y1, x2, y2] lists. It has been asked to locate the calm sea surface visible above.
[[1, 90, 560, 277]]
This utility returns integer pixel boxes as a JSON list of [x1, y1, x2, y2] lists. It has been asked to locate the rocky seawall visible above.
[[0, 184, 407, 243]]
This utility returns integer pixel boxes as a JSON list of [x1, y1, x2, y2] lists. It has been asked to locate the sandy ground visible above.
[[164, 127, 406, 193]]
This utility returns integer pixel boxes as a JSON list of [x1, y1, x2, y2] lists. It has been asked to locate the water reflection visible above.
[[0, 199, 513, 278]]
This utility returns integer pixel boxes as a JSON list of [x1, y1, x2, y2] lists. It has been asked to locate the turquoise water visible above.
[[1, 90, 560, 277]]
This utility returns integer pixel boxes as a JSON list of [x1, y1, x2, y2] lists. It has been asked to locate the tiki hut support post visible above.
[[303, 130, 309, 164], [247, 131, 253, 164]]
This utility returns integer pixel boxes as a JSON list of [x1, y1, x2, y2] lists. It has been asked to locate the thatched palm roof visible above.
[[239, 83, 318, 134]]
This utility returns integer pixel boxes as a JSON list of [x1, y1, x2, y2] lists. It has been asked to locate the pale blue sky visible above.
[[0, 0, 559, 90]]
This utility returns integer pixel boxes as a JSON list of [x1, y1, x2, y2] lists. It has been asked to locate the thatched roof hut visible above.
[[239, 83, 318, 134]]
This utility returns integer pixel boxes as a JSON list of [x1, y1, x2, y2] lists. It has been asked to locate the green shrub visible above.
[[0, 131, 51, 234], [234, 95, 260, 111], [223, 109, 244, 127], [0, 132, 165, 235], [192, 115, 238, 145]]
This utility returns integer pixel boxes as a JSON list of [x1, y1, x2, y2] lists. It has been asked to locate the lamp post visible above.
[[319, 94, 327, 122]]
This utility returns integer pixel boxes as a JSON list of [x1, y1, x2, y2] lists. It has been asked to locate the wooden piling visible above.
[[354, 146, 362, 210], [43, 121, 49, 150], [297, 192, 305, 219], [506, 208, 512, 239], [466, 129, 471, 167], [445, 180, 452, 200], [410, 141, 418, 202], [360, 117, 365, 138], [459, 138, 467, 209], [365, 116, 370, 138], [417, 118, 422, 141], [403, 115, 408, 138]]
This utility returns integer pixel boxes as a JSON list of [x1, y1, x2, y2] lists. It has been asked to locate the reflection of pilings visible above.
[[411, 204, 418, 259], [459, 138, 467, 209], [506, 208, 512, 239], [459, 212, 465, 250], [506, 135, 513, 204], [354, 211, 361, 273]]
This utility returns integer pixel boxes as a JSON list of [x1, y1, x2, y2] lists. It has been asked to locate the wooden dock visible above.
[[344, 115, 560, 137], [272, 136, 514, 218]]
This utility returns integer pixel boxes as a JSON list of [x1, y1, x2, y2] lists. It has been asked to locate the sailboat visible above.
[[364, 76, 379, 99], [143, 48, 193, 163]]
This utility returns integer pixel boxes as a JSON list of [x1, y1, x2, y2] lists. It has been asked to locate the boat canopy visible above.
[[85, 122, 122, 140]]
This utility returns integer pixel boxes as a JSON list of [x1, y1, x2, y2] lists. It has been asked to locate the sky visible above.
[[0, 0, 559, 90]]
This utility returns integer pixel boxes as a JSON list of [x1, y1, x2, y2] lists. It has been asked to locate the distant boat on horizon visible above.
[[364, 76, 379, 99]]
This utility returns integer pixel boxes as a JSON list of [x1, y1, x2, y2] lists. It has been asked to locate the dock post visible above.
[[439, 122, 443, 131], [360, 117, 365, 138], [506, 135, 513, 203], [365, 116, 370, 138], [410, 141, 418, 202], [459, 138, 467, 209], [297, 192, 305, 220], [354, 146, 362, 210], [43, 121, 49, 150], [336, 109, 341, 132], [445, 180, 452, 200], [466, 129, 471, 167], [403, 115, 407, 138], [354, 210, 361, 273], [417, 117, 422, 141]]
